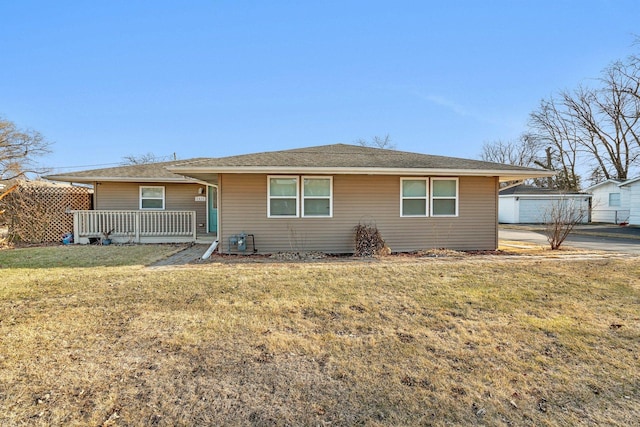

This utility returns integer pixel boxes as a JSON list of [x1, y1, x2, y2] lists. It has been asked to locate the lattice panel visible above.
[[4, 184, 92, 243]]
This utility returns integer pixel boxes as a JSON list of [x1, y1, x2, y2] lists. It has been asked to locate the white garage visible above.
[[499, 185, 591, 224]]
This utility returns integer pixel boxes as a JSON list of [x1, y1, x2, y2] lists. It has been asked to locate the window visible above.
[[431, 178, 458, 216], [268, 176, 299, 217], [303, 177, 332, 217], [401, 178, 428, 216], [140, 186, 165, 209], [267, 176, 333, 218], [609, 192, 621, 207]]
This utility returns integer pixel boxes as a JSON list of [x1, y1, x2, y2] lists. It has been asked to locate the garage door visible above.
[[518, 199, 547, 223]]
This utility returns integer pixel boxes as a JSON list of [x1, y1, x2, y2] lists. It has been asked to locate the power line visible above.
[[40, 153, 179, 170], [42, 162, 125, 170]]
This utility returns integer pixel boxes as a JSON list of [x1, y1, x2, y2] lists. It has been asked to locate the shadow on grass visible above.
[[0, 244, 187, 269]]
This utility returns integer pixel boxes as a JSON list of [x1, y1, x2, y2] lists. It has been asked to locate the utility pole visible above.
[[534, 147, 554, 188]]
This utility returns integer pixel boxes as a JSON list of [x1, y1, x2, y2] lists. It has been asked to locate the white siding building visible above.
[[585, 179, 630, 224], [499, 185, 591, 224], [620, 177, 640, 226]]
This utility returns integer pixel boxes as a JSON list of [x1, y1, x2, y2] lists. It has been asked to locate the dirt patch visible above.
[[185, 245, 616, 266]]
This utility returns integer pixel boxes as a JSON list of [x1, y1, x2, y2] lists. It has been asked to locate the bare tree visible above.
[[529, 98, 582, 191], [529, 53, 640, 190], [563, 81, 639, 182], [479, 134, 552, 188], [611, 44, 640, 109], [543, 198, 589, 250], [355, 134, 396, 149], [479, 133, 542, 166], [0, 117, 51, 181], [121, 152, 176, 165]]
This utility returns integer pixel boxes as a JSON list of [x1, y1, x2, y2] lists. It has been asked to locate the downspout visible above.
[[494, 177, 499, 250], [92, 181, 98, 209], [217, 174, 223, 253]]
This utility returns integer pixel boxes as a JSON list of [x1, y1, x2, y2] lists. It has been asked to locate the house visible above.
[[498, 184, 591, 224], [619, 177, 640, 226], [46, 144, 550, 252], [585, 179, 630, 224]]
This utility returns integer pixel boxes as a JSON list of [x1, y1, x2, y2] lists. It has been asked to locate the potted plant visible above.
[[101, 229, 114, 245]]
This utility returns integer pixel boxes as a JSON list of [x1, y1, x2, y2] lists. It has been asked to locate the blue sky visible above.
[[1, 1, 639, 173]]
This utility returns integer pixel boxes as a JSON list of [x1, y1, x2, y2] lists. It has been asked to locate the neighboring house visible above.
[[498, 185, 591, 224], [585, 179, 630, 224], [46, 144, 550, 252], [619, 177, 640, 226]]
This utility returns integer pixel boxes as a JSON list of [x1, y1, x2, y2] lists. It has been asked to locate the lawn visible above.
[[0, 245, 638, 426]]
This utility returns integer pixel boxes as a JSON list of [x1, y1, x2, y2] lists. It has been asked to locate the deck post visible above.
[[73, 211, 80, 244], [135, 211, 141, 243], [192, 211, 197, 240]]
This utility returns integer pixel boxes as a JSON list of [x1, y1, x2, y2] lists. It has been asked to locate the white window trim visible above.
[[430, 177, 459, 217], [139, 185, 165, 210], [400, 177, 429, 217], [302, 176, 333, 218], [267, 175, 300, 218]]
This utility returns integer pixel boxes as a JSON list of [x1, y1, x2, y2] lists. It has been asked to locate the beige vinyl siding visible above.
[[219, 174, 499, 253], [95, 182, 208, 233]]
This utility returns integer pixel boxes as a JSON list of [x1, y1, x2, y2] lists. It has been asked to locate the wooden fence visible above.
[[2, 182, 92, 243]]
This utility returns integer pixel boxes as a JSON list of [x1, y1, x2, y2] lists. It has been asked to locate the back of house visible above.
[[46, 144, 551, 253]]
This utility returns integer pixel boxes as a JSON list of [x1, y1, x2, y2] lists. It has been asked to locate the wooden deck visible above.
[[72, 210, 200, 244]]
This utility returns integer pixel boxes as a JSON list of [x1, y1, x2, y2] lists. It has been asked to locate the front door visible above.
[[208, 186, 218, 233]]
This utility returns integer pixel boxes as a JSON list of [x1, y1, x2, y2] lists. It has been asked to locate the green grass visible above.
[[0, 246, 638, 426]]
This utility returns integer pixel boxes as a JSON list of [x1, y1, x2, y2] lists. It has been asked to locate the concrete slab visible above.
[[150, 244, 211, 267]]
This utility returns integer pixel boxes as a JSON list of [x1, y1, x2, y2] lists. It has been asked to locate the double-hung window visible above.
[[268, 176, 333, 218], [303, 177, 332, 217], [400, 177, 459, 217], [431, 178, 458, 216], [609, 192, 621, 207], [401, 178, 428, 216], [140, 186, 165, 210], [268, 176, 299, 217]]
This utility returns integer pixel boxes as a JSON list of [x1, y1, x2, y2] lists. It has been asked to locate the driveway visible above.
[[499, 225, 640, 255]]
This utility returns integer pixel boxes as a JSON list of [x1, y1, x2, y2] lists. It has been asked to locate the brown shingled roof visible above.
[[44, 158, 207, 183], [45, 144, 552, 184], [168, 144, 551, 182], [172, 143, 534, 170]]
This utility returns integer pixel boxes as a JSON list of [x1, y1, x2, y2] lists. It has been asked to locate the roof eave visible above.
[[44, 175, 199, 184], [585, 179, 623, 191], [499, 194, 591, 199], [620, 176, 640, 187], [168, 166, 553, 182]]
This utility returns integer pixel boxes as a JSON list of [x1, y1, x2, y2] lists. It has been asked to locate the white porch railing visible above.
[[72, 210, 196, 243]]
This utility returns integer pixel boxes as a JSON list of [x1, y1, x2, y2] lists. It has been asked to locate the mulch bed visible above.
[[190, 248, 520, 264]]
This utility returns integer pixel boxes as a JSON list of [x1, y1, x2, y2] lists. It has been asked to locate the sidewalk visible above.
[[149, 244, 210, 267]]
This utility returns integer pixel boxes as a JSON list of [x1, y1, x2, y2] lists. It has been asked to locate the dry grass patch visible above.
[[0, 244, 186, 268], [0, 247, 638, 425]]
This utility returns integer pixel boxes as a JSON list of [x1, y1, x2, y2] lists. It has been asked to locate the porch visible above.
[[71, 210, 216, 244]]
